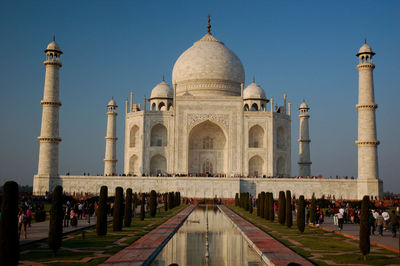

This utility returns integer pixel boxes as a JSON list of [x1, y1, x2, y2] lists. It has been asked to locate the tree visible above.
[[132, 193, 138, 216], [235, 193, 239, 207], [278, 191, 286, 225], [310, 193, 317, 225], [256, 193, 260, 216], [168, 192, 174, 209], [264, 192, 269, 220], [174, 192, 180, 207], [97, 186, 108, 235], [269, 193, 274, 222], [48, 185, 63, 255], [0, 181, 19, 265], [360, 195, 370, 260], [124, 188, 133, 227], [297, 195, 305, 233], [150, 190, 157, 217], [245, 193, 250, 211], [286, 190, 293, 228], [163, 193, 168, 211], [140, 195, 145, 221], [113, 187, 124, 231], [260, 192, 265, 218]]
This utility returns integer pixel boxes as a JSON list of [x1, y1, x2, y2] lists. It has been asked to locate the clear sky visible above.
[[0, 1, 399, 192]]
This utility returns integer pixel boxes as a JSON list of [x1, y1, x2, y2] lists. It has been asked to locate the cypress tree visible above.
[[174, 192, 179, 207], [163, 193, 168, 211], [360, 195, 370, 260], [264, 192, 269, 220], [150, 190, 157, 217], [286, 190, 293, 228], [113, 187, 123, 231], [310, 193, 317, 225], [264, 192, 271, 220], [269, 193, 274, 222], [235, 193, 239, 207], [96, 186, 108, 235], [0, 181, 19, 265], [132, 193, 138, 216], [260, 192, 265, 218], [249, 197, 253, 213], [256, 193, 260, 216], [140, 195, 145, 220], [48, 185, 63, 255], [278, 191, 286, 225], [124, 188, 133, 227], [297, 195, 305, 233], [245, 193, 250, 211]]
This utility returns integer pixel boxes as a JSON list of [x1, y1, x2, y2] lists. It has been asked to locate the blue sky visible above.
[[0, 1, 399, 192]]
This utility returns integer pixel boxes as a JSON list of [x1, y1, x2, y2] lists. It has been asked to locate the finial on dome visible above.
[[53, 35, 55, 42], [364, 38, 367, 44], [207, 14, 211, 33], [162, 74, 165, 81], [252, 75, 255, 83]]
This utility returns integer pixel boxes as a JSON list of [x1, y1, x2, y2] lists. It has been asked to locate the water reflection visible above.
[[151, 205, 264, 266]]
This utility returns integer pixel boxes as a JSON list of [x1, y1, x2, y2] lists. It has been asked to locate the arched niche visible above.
[[277, 156, 285, 176], [130, 125, 140, 148], [150, 154, 166, 176], [188, 120, 227, 175], [249, 155, 263, 177], [249, 125, 264, 148], [129, 154, 139, 175], [150, 124, 167, 146], [277, 126, 286, 150]]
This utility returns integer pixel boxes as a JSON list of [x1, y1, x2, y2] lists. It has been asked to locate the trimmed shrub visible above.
[[113, 187, 124, 231], [163, 193, 168, 211], [0, 181, 19, 265], [286, 190, 293, 228], [264, 192, 269, 220], [256, 193, 261, 216], [278, 191, 286, 225], [260, 192, 265, 218], [49, 185, 63, 255], [235, 193, 239, 207], [310, 193, 317, 225], [269, 193, 274, 222], [360, 195, 370, 259], [97, 186, 108, 235], [140, 195, 145, 221], [297, 195, 305, 233], [124, 188, 133, 227], [174, 192, 180, 207], [245, 193, 250, 211], [249, 197, 253, 214], [132, 193, 138, 216], [150, 190, 157, 217], [168, 192, 174, 209]]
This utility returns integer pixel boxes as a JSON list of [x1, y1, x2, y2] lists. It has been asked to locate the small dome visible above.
[[243, 82, 266, 100], [45, 41, 62, 53], [107, 99, 117, 107], [356, 43, 374, 56], [150, 80, 173, 99], [299, 101, 309, 109], [172, 32, 245, 96]]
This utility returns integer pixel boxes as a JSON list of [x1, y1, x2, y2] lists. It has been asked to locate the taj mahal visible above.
[[33, 20, 383, 200]]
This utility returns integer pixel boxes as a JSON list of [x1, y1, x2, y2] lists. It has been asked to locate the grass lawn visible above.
[[228, 205, 400, 266], [20, 205, 187, 264]]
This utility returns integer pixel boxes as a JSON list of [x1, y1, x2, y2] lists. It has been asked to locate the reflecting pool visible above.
[[150, 205, 264, 266]]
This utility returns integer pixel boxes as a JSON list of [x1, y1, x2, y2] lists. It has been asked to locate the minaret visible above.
[[104, 99, 118, 176], [37, 38, 62, 177], [356, 42, 379, 181], [298, 101, 311, 176]]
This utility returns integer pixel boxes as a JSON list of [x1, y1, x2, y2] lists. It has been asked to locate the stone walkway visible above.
[[20, 216, 109, 245], [219, 205, 313, 266], [102, 205, 196, 265], [315, 217, 399, 252]]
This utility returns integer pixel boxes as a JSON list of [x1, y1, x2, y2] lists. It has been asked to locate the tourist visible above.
[[336, 211, 344, 231], [64, 205, 71, 227], [376, 211, 384, 236], [389, 210, 399, 238], [18, 209, 27, 239], [369, 210, 376, 235], [382, 210, 390, 231], [26, 207, 32, 228]]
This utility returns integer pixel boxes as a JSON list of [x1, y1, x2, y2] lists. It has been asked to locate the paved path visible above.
[[102, 205, 196, 266], [316, 217, 399, 252], [220, 205, 313, 266], [20, 216, 109, 245]]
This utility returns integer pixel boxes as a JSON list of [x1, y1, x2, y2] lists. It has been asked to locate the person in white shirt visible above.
[[382, 211, 390, 231], [336, 211, 344, 231]]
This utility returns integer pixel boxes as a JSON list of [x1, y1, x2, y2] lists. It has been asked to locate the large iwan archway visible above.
[[188, 120, 227, 175]]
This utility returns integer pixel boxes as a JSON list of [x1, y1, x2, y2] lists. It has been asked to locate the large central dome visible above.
[[172, 32, 245, 96]]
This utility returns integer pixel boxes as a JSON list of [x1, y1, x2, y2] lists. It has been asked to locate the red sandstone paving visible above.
[[102, 205, 196, 266], [219, 205, 313, 266]]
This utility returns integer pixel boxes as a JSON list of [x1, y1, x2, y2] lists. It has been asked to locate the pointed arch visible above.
[[158, 102, 166, 111], [251, 103, 258, 111], [150, 154, 166, 176], [249, 155, 263, 177], [244, 104, 249, 111], [150, 124, 167, 146], [249, 125, 264, 148], [129, 154, 139, 175], [129, 125, 140, 148], [277, 156, 285, 177], [151, 102, 156, 111]]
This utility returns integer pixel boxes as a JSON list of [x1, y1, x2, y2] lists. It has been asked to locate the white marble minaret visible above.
[[104, 99, 118, 175], [298, 101, 311, 176], [356, 42, 379, 181], [37, 38, 62, 177]]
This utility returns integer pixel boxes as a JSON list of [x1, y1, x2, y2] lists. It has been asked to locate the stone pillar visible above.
[[104, 99, 118, 175], [355, 42, 382, 199], [37, 40, 62, 177], [298, 101, 311, 176]]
